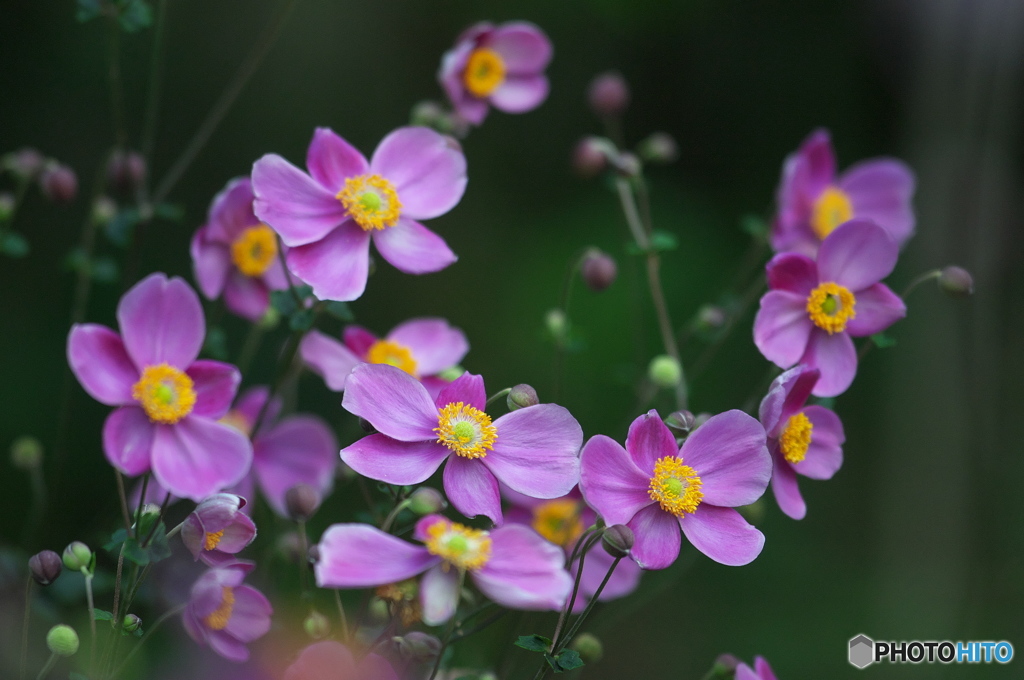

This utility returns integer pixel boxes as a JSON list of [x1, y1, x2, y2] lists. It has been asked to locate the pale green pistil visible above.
[[664, 477, 684, 497], [452, 421, 475, 442], [359, 191, 382, 212], [821, 295, 838, 316], [446, 535, 469, 554], [154, 383, 175, 405]]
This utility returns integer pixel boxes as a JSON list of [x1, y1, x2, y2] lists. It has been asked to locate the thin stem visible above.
[[689, 274, 767, 381], [485, 388, 512, 409], [82, 569, 97, 668], [550, 533, 601, 652], [333, 589, 349, 641], [450, 609, 508, 643], [34, 652, 57, 680], [552, 249, 587, 400], [427, 570, 467, 680], [114, 471, 134, 538], [166, 521, 184, 539], [134, 475, 150, 525], [558, 557, 623, 651], [901, 269, 942, 299], [110, 604, 185, 679], [111, 544, 127, 623], [23, 465, 47, 548], [140, 0, 169, 167], [296, 520, 310, 595], [380, 499, 412, 533], [236, 322, 266, 376], [252, 329, 305, 434], [140, 492, 172, 548], [20, 577, 32, 680]]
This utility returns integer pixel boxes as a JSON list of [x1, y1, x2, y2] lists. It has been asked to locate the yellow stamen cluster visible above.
[[204, 530, 225, 552], [376, 579, 422, 626], [204, 587, 235, 631], [648, 456, 704, 517], [464, 48, 506, 97], [779, 412, 813, 464], [336, 174, 402, 231], [806, 282, 857, 334], [230, 224, 278, 277], [424, 519, 492, 572], [132, 364, 197, 424], [366, 339, 418, 376], [434, 402, 497, 459], [532, 499, 585, 547], [811, 186, 854, 240]]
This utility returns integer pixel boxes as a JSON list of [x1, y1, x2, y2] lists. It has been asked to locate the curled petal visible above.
[[420, 564, 460, 626], [306, 127, 369, 191], [301, 330, 362, 392], [800, 330, 857, 398], [286, 220, 371, 302], [444, 456, 502, 524]]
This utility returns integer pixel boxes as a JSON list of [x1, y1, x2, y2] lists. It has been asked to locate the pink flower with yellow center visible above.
[[67, 273, 252, 501], [181, 493, 257, 566], [251, 126, 466, 302], [300, 317, 468, 397], [772, 128, 916, 256], [753, 220, 907, 397], [182, 564, 271, 662]]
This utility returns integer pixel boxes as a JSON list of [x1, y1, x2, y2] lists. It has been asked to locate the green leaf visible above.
[[324, 301, 354, 322], [203, 326, 228, 361], [92, 609, 114, 622], [870, 332, 897, 349], [117, 0, 153, 32], [104, 518, 172, 566], [289, 307, 316, 332], [515, 634, 552, 653], [76, 0, 104, 22], [555, 650, 584, 671], [1, 231, 29, 257]]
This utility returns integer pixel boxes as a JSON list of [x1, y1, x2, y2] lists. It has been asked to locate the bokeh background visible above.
[[2, 0, 1022, 677]]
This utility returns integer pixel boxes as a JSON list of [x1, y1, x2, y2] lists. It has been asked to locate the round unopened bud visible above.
[[648, 355, 682, 389], [62, 542, 93, 572], [3, 148, 45, 179], [122, 614, 142, 634], [10, 435, 43, 470], [580, 249, 618, 292], [358, 417, 378, 434], [572, 137, 609, 178], [507, 384, 539, 411], [546, 309, 568, 343], [587, 71, 630, 117], [570, 632, 603, 664], [638, 132, 679, 165], [601, 524, 634, 558], [285, 483, 321, 522], [29, 550, 63, 586], [408, 487, 446, 516], [40, 164, 78, 203], [939, 266, 974, 297], [394, 631, 442, 663], [0, 192, 14, 221], [106, 150, 146, 195], [664, 410, 696, 436], [694, 304, 727, 332], [303, 611, 331, 639], [91, 196, 117, 225], [46, 624, 79, 657]]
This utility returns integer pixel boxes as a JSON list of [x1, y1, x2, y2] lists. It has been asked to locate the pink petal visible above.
[[794, 128, 836, 197], [306, 127, 369, 191], [254, 415, 338, 516], [753, 290, 814, 368], [793, 405, 844, 480], [341, 363, 439, 441], [485, 404, 582, 500], [151, 417, 253, 502], [234, 386, 278, 429], [205, 177, 258, 243], [343, 325, 377, 356], [251, 154, 346, 247], [190, 227, 231, 300], [758, 365, 819, 437], [420, 563, 460, 626], [770, 450, 806, 520], [369, 127, 467, 221], [285, 219, 371, 302], [800, 330, 857, 397], [68, 324, 138, 405], [490, 75, 549, 113], [755, 656, 779, 680], [223, 272, 270, 322], [118, 273, 204, 370], [187, 360, 240, 419], [103, 406, 155, 476], [372, 217, 457, 275], [845, 283, 906, 337], [473, 524, 572, 611], [625, 410, 678, 475], [444, 456, 502, 524], [680, 504, 765, 566], [300, 330, 362, 391], [435, 371, 486, 410], [765, 252, 818, 296], [341, 435, 450, 485], [627, 504, 681, 570], [387, 318, 469, 376], [223, 584, 272, 642], [817, 219, 899, 291], [314, 524, 438, 587], [207, 630, 250, 662], [486, 22, 552, 73], [680, 410, 770, 507], [735, 664, 760, 680], [839, 158, 916, 245], [579, 435, 652, 526]]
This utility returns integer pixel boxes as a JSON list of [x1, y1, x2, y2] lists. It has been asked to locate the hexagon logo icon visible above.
[[849, 634, 874, 669]]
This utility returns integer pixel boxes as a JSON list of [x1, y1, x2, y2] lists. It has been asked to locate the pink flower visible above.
[[301, 317, 468, 396], [181, 493, 257, 566], [737, 656, 778, 680], [579, 410, 770, 569], [340, 366, 582, 525], [67, 273, 252, 501], [182, 564, 272, 662], [190, 177, 289, 321], [439, 22, 553, 126], [315, 515, 572, 625], [284, 641, 398, 680], [772, 128, 915, 256], [758, 366, 845, 520], [753, 220, 906, 397], [251, 127, 466, 301]]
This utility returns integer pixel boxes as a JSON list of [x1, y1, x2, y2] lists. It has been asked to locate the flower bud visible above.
[[664, 410, 696, 436], [638, 132, 679, 165], [40, 164, 78, 203], [182, 493, 256, 562], [507, 384, 539, 411], [46, 624, 80, 657], [285, 483, 321, 522], [580, 249, 617, 292], [91, 196, 117, 225], [612, 151, 642, 178], [0, 192, 14, 221], [437, 365, 465, 382], [601, 524, 634, 558], [648, 355, 682, 389], [570, 632, 603, 664], [394, 631, 442, 663], [28, 550, 63, 586], [10, 435, 43, 470], [694, 304, 727, 332], [587, 71, 630, 117], [3, 148, 45, 179], [122, 614, 142, 634], [62, 542, 93, 572], [303, 611, 331, 639], [367, 597, 390, 623], [939, 266, 974, 297], [572, 137, 609, 178], [545, 309, 568, 344], [408, 487, 446, 516], [106, 150, 146, 195]]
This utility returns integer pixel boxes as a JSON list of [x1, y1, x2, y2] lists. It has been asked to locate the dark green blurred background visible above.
[[2, 0, 1022, 677]]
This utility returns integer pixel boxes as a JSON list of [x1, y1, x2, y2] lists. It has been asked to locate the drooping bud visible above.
[[572, 137, 610, 178], [580, 249, 618, 292], [507, 384, 539, 411], [121, 614, 142, 634], [587, 71, 630, 117], [28, 550, 63, 586], [0, 192, 14, 221], [3, 148, 45, 179], [62, 542, 93, 572], [106, 150, 146, 195], [10, 435, 43, 470], [638, 132, 679, 165], [664, 410, 696, 437], [648, 355, 682, 389], [46, 624, 80, 657], [303, 611, 331, 639], [40, 164, 78, 203], [601, 524, 634, 558], [285, 483, 321, 522], [393, 631, 442, 663], [571, 632, 604, 664], [408, 487, 446, 516], [938, 266, 974, 297]]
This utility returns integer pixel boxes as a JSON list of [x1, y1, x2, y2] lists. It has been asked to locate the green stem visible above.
[[140, 492, 172, 548], [236, 322, 266, 376], [552, 249, 587, 400], [485, 388, 512, 409], [20, 577, 32, 680], [333, 589, 349, 641], [82, 569, 97, 669], [380, 499, 412, 533], [557, 557, 623, 652], [114, 471, 134, 538], [106, 16, 126, 148], [109, 604, 185, 679], [140, 0, 168, 168], [550, 532, 602, 653], [34, 652, 57, 680], [901, 269, 942, 299], [296, 520, 310, 595]]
